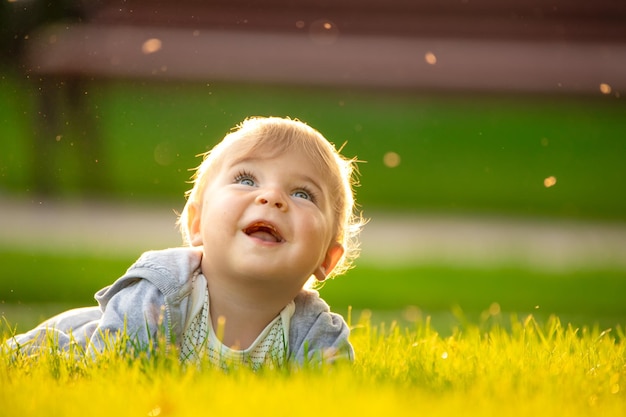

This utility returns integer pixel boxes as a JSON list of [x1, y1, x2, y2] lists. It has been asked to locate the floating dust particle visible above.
[[383, 151, 401, 168], [599, 83, 612, 94], [425, 52, 437, 65], [142, 38, 162, 54], [154, 142, 173, 166], [309, 19, 339, 45], [544, 176, 557, 188]]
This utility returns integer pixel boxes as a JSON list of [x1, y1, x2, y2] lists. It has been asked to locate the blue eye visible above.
[[293, 190, 309, 200], [292, 188, 317, 203], [234, 171, 256, 187]]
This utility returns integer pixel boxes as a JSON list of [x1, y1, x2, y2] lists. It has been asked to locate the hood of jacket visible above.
[[95, 247, 204, 310]]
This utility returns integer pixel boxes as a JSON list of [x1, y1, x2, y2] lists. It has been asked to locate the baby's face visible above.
[[188, 145, 343, 294]]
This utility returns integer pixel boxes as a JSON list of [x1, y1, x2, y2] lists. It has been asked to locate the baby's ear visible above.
[[187, 202, 203, 246], [314, 242, 345, 281]]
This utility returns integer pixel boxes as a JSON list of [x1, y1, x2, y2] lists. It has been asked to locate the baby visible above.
[[5, 117, 364, 368]]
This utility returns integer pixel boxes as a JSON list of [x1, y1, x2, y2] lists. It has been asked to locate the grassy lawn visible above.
[[2, 310, 625, 417], [3, 251, 625, 416], [2, 248, 624, 334]]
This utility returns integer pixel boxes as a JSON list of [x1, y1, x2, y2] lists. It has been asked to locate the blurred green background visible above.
[[1, 66, 626, 333], [3, 73, 626, 219]]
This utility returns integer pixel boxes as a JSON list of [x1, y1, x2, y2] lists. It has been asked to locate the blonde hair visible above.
[[178, 116, 364, 278]]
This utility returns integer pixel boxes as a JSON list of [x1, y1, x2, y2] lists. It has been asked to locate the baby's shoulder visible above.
[[293, 289, 330, 314]]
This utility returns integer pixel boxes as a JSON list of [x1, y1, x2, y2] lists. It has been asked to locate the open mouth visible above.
[[242, 221, 284, 243]]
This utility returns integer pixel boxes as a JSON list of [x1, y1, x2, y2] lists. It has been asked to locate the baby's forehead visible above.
[[222, 139, 283, 163], [222, 138, 329, 171]]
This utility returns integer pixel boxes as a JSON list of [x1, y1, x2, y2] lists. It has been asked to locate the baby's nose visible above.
[[258, 197, 283, 208], [256, 190, 287, 210]]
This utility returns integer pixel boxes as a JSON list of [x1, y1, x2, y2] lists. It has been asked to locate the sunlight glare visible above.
[[148, 406, 161, 416]]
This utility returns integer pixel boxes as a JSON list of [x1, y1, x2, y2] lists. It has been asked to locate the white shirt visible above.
[[180, 281, 295, 369]]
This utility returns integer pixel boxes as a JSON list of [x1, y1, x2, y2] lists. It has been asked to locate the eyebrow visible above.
[[296, 173, 324, 195]]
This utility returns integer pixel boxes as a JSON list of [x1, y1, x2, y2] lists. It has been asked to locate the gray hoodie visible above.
[[4, 248, 354, 364]]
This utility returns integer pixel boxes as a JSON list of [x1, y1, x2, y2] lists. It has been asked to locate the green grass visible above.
[[2, 248, 624, 334], [1, 313, 625, 417], [2, 71, 625, 220], [0, 249, 134, 305], [322, 265, 626, 318]]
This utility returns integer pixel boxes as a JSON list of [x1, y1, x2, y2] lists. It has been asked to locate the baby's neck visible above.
[[205, 277, 291, 349]]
